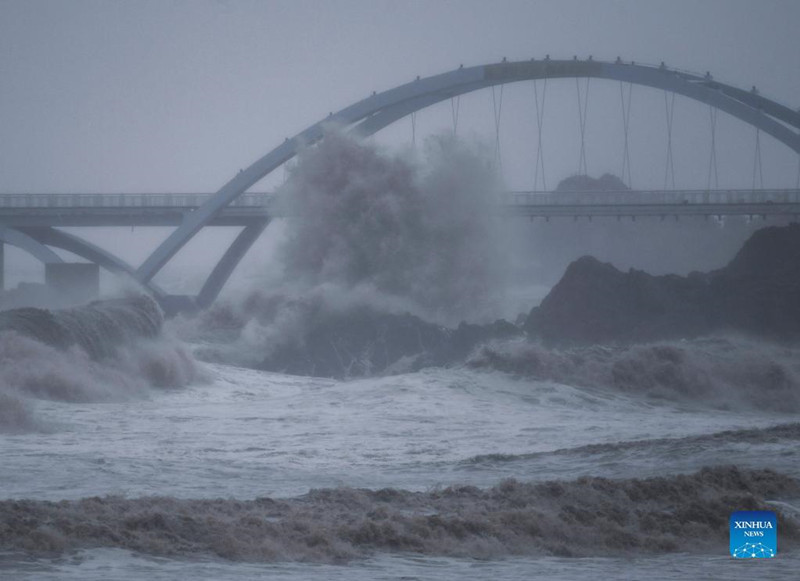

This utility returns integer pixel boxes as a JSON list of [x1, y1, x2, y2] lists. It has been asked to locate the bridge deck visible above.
[[0, 189, 798, 226], [0, 193, 274, 227], [501, 189, 800, 218]]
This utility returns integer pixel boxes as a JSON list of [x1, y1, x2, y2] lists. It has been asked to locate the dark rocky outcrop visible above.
[[258, 306, 521, 379], [525, 223, 800, 345]]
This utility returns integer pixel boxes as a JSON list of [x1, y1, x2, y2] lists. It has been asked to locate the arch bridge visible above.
[[2, 58, 799, 312]]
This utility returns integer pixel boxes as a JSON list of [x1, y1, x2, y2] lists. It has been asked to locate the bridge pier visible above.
[[0, 242, 4, 291]]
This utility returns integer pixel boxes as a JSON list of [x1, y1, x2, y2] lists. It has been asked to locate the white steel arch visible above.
[[136, 58, 800, 292]]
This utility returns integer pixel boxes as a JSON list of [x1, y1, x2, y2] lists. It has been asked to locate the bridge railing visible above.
[[0, 192, 276, 209], [501, 189, 800, 206], [2, 189, 800, 210]]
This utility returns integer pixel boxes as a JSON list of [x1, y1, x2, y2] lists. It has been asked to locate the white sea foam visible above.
[[468, 335, 800, 412]]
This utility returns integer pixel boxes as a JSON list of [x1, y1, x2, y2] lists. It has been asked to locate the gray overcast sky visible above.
[[1, 0, 799, 194]]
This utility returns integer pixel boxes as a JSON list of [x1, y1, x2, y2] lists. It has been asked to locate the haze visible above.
[[1, 0, 799, 294]]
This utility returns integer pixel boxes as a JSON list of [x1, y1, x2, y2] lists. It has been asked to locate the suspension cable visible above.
[[707, 105, 719, 190], [752, 127, 764, 190], [450, 96, 460, 136], [796, 154, 800, 189], [576, 77, 590, 175], [619, 81, 633, 188], [533, 78, 547, 191], [663, 91, 676, 190], [492, 84, 504, 169]]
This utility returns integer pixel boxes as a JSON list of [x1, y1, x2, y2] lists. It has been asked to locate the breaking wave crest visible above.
[[467, 336, 800, 411], [462, 422, 800, 467], [0, 296, 203, 432], [1, 467, 797, 562], [0, 295, 163, 360]]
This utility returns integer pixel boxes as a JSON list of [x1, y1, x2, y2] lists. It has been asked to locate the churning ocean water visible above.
[[2, 353, 799, 580], [2, 136, 799, 578]]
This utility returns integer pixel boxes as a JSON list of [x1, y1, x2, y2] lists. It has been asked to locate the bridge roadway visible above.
[[0, 189, 799, 226]]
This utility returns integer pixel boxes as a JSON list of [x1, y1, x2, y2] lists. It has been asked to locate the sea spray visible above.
[[277, 130, 508, 324], [179, 131, 514, 374], [0, 391, 34, 433]]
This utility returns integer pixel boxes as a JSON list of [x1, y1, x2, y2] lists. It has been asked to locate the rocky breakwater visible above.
[[525, 223, 800, 345]]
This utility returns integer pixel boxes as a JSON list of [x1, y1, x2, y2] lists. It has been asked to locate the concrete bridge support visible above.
[[20, 226, 168, 301], [0, 226, 63, 267], [196, 220, 270, 309]]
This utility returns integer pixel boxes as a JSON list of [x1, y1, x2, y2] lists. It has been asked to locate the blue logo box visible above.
[[730, 510, 777, 558]]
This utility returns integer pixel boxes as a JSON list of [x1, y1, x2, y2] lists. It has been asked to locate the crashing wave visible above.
[[0, 295, 162, 360], [0, 295, 202, 432], [467, 336, 800, 411], [462, 422, 800, 466], [0, 466, 797, 562]]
